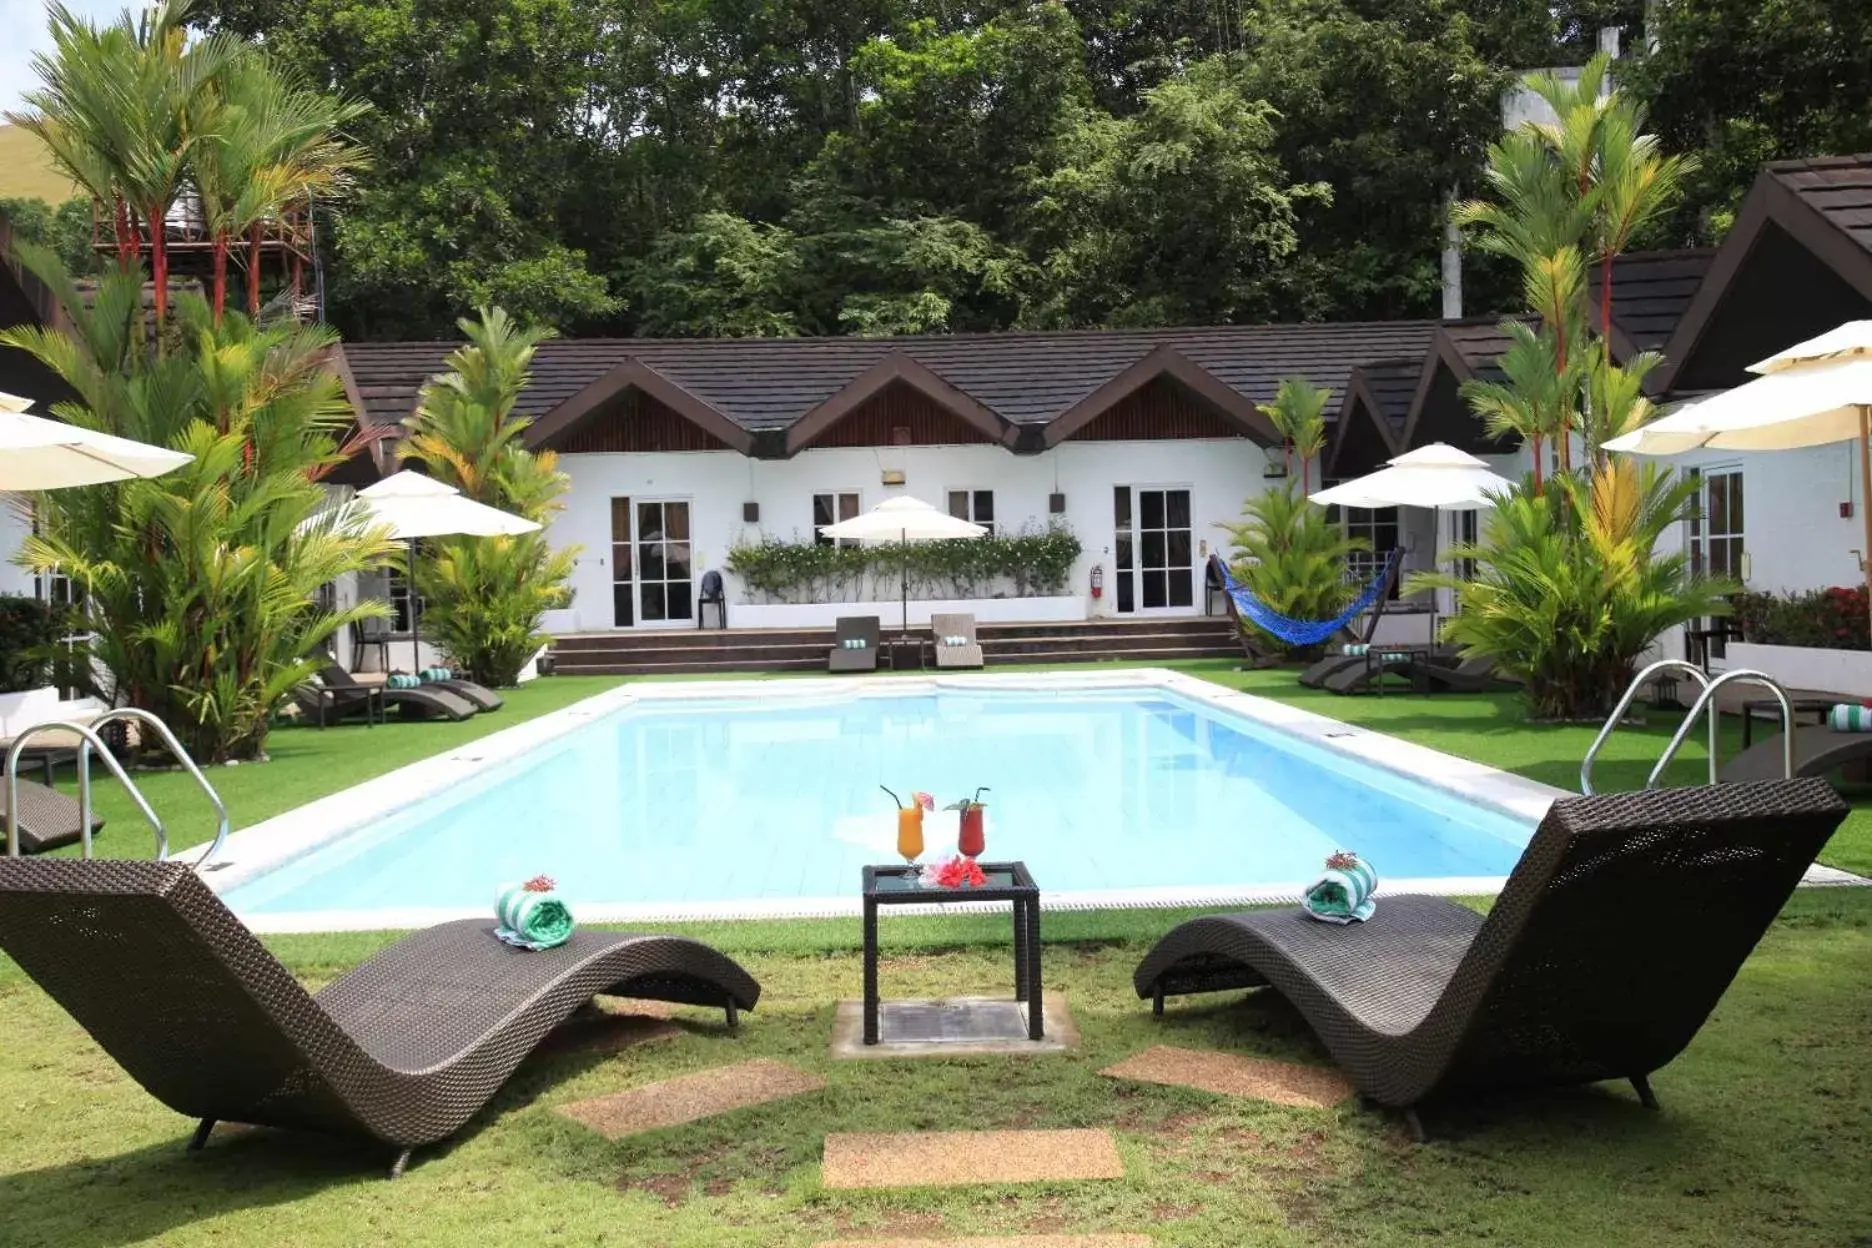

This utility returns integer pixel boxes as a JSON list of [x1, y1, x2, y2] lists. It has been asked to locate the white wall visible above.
[[0, 503, 30, 598], [549, 438, 1273, 631], [1668, 442, 1863, 595]]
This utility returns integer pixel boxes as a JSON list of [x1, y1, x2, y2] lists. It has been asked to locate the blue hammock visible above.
[[1217, 550, 1399, 648]]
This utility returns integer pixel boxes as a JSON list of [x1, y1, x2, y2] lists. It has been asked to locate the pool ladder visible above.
[[1579, 659, 1795, 795], [4, 708, 229, 868]]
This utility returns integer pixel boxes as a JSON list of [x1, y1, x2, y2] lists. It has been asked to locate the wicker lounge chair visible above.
[[1318, 648, 1424, 695], [1132, 778, 1847, 1138], [1721, 726, 1872, 784], [315, 664, 478, 722], [0, 776, 104, 854], [0, 858, 763, 1176], [828, 616, 881, 673], [1408, 655, 1516, 693], [422, 674, 504, 712], [930, 613, 984, 670]]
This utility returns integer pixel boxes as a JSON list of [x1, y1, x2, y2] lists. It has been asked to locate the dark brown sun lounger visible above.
[[828, 616, 881, 673], [1319, 648, 1422, 694], [1132, 779, 1846, 1137], [930, 613, 984, 670], [424, 675, 504, 712], [1720, 726, 1872, 784], [316, 664, 477, 722], [1408, 655, 1517, 693], [0, 776, 104, 854], [0, 858, 762, 1176]]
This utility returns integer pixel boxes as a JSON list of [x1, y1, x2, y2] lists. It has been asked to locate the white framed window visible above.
[[386, 560, 424, 633], [946, 488, 996, 534], [813, 491, 862, 547], [1339, 504, 1402, 600]]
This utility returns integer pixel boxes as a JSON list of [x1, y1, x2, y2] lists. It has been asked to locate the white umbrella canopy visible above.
[[343, 471, 542, 672], [819, 495, 988, 638], [1603, 319, 1872, 635], [0, 392, 194, 490], [1308, 443, 1515, 510]]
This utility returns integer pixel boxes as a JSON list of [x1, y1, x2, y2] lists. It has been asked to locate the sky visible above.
[[2, 0, 120, 116]]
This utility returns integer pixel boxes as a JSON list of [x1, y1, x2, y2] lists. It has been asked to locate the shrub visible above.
[[1733, 586, 1870, 651], [726, 524, 1082, 604], [1413, 462, 1737, 719], [0, 595, 81, 693], [1218, 485, 1367, 660]]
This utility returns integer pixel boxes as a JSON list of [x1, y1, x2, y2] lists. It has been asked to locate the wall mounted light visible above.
[[881, 468, 906, 486]]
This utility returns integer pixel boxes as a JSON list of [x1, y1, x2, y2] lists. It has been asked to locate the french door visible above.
[[1113, 486, 1193, 613], [610, 496, 694, 628], [1687, 466, 1744, 659]]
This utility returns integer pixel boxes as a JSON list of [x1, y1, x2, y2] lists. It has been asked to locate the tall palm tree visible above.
[[195, 56, 370, 322], [1458, 321, 1578, 491], [1257, 374, 1332, 493]]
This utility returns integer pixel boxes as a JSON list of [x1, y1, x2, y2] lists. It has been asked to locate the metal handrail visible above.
[[3, 709, 230, 868], [6, 721, 163, 859], [1580, 659, 1713, 795], [89, 708, 231, 868], [1648, 669, 1794, 790]]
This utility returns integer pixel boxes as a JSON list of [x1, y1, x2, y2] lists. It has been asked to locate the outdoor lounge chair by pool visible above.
[[419, 672, 504, 712], [930, 612, 984, 670], [1722, 725, 1872, 784], [1132, 778, 1847, 1138], [1318, 648, 1426, 695], [315, 664, 478, 722], [828, 616, 881, 673], [0, 776, 104, 854], [1407, 655, 1516, 693], [0, 858, 763, 1177]]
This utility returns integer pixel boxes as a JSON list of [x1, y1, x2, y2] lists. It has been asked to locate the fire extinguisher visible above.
[[1090, 563, 1104, 599]]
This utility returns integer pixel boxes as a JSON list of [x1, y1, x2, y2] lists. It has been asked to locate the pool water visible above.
[[225, 689, 1535, 916]]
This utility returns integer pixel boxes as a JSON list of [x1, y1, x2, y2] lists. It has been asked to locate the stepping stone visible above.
[[821, 1129, 1123, 1190], [559, 1059, 826, 1140], [815, 1238, 1150, 1247], [831, 996, 1078, 1058], [1099, 1045, 1352, 1109]]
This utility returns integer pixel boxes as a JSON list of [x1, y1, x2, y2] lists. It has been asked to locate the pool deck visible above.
[[201, 669, 1863, 933]]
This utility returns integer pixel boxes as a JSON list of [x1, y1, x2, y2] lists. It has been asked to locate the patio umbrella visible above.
[[1309, 443, 1516, 637], [346, 471, 542, 672], [0, 391, 193, 490], [1604, 319, 1872, 632], [818, 495, 987, 638]]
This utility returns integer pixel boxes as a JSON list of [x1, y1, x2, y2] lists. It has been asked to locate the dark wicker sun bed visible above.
[[1132, 778, 1847, 1138], [1408, 655, 1517, 693], [315, 664, 478, 722], [1721, 726, 1872, 784], [1318, 648, 1426, 695], [828, 616, 881, 673], [427, 676, 503, 712], [0, 858, 763, 1176], [0, 776, 105, 854]]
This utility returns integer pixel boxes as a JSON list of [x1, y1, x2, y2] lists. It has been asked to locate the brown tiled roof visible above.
[[1585, 248, 1718, 352], [1352, 357, 1423, 434], [1768, 154, 1872, 257], [1440, 319, 1516, 384], [337, 321, 1439, 438]]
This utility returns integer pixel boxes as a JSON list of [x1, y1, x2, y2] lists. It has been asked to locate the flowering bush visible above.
[[1733, 586, 1870, 651]]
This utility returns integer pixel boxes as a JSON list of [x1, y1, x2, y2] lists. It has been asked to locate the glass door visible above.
[[635, 499, 694, 625], [610, 496, 634, 627], [1114, 486, 1193, 612], [1688, 467, 1744, 659]]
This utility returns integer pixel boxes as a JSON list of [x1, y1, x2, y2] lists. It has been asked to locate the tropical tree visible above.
[[0, 245, 394, 760], [193, 54, 370, 321], [1411, 464, 1734, 719], [1257, 374, 1332, 493], [1220, 485, 1368, 660], [1456, 320, 1580, 490], [397, 308, 578, 685]]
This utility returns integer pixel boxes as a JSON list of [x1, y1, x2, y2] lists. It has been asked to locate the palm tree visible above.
[[1458, 321, 1578, 491], [1257, 374, 1332, 493], [195, 55, 370, 321]]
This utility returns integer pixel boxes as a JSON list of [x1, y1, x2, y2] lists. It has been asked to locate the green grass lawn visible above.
[[1, 891, 1867, 1247], [6, 662, 1872, 1244]]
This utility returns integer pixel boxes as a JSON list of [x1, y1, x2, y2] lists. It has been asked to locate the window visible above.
[[947, 489, 995, 533], [1342, 506, 1401, 599], [813, 491, 861, 547], [387, 560, 424, 633], [1688, 466, 1745, 660]]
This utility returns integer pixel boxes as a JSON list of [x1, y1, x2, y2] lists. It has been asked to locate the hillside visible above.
[[0, 125, 78, 203]]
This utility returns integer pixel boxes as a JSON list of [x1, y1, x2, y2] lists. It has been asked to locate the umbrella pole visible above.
[[1861, 409, 1872, 643], [901, 533, 909, 640], [409, 536, 420, 674]]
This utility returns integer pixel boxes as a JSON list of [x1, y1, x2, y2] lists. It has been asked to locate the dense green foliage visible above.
[[177, 0, 1682, 339], [397, 309, 579, 686], [0, 595, 82, 694], [0, 249, 394, 760], [0, 196, 97, 276], [727, 525, 1082, 603], [1734, 585, 1872, 652], [1220, 485, 1366, 659]]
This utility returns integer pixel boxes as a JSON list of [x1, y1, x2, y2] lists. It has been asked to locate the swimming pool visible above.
[[219, 672, 1557, 927]]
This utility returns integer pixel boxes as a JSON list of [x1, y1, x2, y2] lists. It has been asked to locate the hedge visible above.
[[726, 525, 1083, 604]]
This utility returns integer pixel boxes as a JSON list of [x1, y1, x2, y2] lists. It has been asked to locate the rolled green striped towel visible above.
[[1341, 643, 1368, 657], [494, 876, 576, 950], [1302, 852, 1377, 925], [1829, 703, 1872, 732]]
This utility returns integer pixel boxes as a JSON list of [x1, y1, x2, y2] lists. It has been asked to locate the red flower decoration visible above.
[[523, 874, 556, 893], [929, 855, 988, 888], [1326, 850, 1361, 870]]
